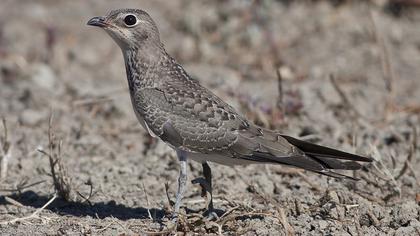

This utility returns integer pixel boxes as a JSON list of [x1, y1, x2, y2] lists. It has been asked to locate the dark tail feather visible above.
[[238, 131, 372, 179], [245, 152, 360, 180], [308, 155, 363, 170], [248, 135, 372, 180], [280, 135, 373, 163], [315, 169, 359, 180]]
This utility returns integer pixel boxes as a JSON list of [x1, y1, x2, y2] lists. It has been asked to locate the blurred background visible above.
[[0, 0, 419, 235]]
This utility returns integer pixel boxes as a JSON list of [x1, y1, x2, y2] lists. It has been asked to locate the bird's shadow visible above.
[[0, 190, 167, 221]]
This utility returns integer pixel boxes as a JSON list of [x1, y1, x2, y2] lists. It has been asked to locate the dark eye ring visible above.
[[124, 15, 137, 26]]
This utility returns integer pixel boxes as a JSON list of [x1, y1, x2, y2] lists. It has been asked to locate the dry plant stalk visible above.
[[0, 117, 12, 180], [37, 114, 74, 201], [0, 194, 57, 225], [277, 206, 295, 236], [276, 68, 285, 116], [369, 144, 401, 198], [369, 10, 397, 120], [395, 126, 418, 180], [329, 75, 363, 120]]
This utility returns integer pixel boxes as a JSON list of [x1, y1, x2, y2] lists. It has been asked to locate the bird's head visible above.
[[87, 9, 161, 50]]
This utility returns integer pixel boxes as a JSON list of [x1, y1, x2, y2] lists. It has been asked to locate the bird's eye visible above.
[[123, 15, 137, 26]]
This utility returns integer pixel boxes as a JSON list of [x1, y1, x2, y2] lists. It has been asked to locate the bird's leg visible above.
[[202, 162, 218, 220], [192, 162, 218, 220], [172, 149, 188, 222]]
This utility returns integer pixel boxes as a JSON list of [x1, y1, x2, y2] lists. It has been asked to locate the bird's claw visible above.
[[204, 209, 219, 221], [170, 213, 179, 225], [191, 177, 219, 220]]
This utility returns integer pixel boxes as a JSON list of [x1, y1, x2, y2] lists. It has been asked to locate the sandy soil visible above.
[[0, 0, 419, 235]]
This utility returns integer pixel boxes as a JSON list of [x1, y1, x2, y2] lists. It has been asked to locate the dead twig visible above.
[[111, 216, 132, 235], [0, 193, 57, 225], [354, 191, 385, 205], [395, 126, 417, 180], [294, 198, 304, 216], [142, 182, 154, 221], [0, 117, 12, 180], [366, 208, 380, 226], [329, 75, 363, 120], [37, 113, 74, 201], [97, 216, 133, 235], [97, 221, 117, 233], [276, 68, 285, 116], [370, 11, 395, 93], [219, 205, 241, 219], [76, 180, 94, 206], [369, 10, 397, 120], [4, 196, 24, 208], [369, 144, 401, 198], [277, 206, 295, 236], [203, 220, 223, 236]]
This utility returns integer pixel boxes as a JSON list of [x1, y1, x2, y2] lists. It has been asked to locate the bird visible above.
[[87, 9, 373, 221]]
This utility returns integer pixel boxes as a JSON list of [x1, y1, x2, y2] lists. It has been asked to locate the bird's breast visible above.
[[128, 91, 158, 138]]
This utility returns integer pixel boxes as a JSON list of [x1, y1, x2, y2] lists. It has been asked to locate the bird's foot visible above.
[[170, 212, 179, 224], [165, 214, 179, 231], [169, 209, 186, 228], [203, 208, 219, 221], [191, 177, 218, 220]]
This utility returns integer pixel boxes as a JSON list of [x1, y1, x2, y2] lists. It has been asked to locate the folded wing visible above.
[[231, 128, 372, 179]]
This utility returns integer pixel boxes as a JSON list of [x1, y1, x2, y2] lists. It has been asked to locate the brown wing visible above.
[[132, 82, 259, 154], [133, 79, 372, 179]]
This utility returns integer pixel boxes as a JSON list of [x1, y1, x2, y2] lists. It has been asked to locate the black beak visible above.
[[87, 16, 107, 27]]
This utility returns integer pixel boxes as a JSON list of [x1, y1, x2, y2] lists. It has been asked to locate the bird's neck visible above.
[[123, 44, 170, 93]]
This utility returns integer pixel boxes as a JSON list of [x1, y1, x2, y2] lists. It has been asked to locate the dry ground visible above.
[[0, 0, 419, 235]]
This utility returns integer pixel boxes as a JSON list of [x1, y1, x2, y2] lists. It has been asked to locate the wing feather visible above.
[[133, 86, 244, 153], [132, 81, 371, 180]]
